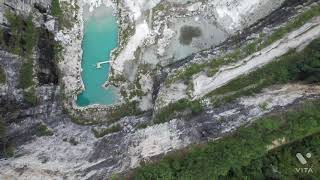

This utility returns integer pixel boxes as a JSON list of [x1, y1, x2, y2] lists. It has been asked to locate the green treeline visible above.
[[221, 132, 320, 179], [131, 101, 320, 179]]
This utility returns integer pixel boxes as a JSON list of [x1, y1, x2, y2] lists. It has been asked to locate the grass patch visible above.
[[154, 99, 203, 124], [66, 102, 143, 126], [23, 87, 38, 106], [20, 59, 38, 106], [24, 15, 37, 57], [131, 100, 320, 179], [19, 59, 34, 89], [35, 123, 54, 137], [0, 117, 13, 158], [51, 0, 62, 19], [3, 144, 14, 158], [69, 117, 99, 126], [92, 124, 122, 138], [0, 65, 5, 84], [107, 102, 143, 124], [136, 122, 149, 130]]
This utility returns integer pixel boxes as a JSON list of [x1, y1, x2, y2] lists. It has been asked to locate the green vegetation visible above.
[[3, 11, 37, 57], [19, 60, 34, 89], [3, 11, 39, 106], [3, 144, 14, 157], [121, 21, 135, 43], [20, 59, 38, 106], [131, 100, 320, 179], [112, 25, 136, 61], [51, 0, 75, 29], [154, 99, 203, 124], [60, 1, 77, 29], [92, 124, 122, 138], [136, 122, 149, 130], [0, 117, 8, 157], [165, 38, 263, 85], [5, 11, 23, 55], [128, 89, 145, 99], [23, 87, 38, 106], [166, 5, 320, 85], [51, 0, 63, 26], [221, 132, 320, 179], [0, 117, 14, 158], [68, 115, 100, 126], [265, 5, 320, 45], [155, 37, 320, 124], [208, 37, 320, 106], [0, 65, 5, 84], [166, 63, 205, 85], [53, 41, 63, 62], [0, 29, 4, 47], [24, 15, 37, 57], [107, 102, 143, 124], [66, 101, 143, 126], [51, 0, 62, 18], [35, 123, 54, 137]]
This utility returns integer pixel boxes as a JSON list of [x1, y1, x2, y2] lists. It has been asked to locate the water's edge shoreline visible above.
[[59, 0, 123, 114]]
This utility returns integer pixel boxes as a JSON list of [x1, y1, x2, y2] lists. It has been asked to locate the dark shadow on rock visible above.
[[179, 25, 202, 45]]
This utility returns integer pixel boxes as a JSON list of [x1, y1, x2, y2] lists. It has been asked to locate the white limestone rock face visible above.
[[138, 73, 154, 111], [1, 0, 319, 179], [155, 16, 320, 110], [155, 82, 189, 110], [112, 0, 286, 75], [211, 0, 286, 33], [192, 19, 320, 99], [128, 119, 190, 168], [157, 25, 175, 57], [44, 18, 56, 32], [112, 21, 151, 73], [240, 84, 320, 108]]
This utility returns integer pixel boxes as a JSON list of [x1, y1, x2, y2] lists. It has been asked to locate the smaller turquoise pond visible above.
[[77, 6, 119, 107]]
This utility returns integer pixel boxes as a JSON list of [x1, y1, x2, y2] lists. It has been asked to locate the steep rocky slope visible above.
[[0, 0, 319, 179]]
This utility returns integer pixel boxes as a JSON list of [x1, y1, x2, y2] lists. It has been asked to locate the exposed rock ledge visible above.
[[156, 16, 320, 109], [0, 83, 319, 179]]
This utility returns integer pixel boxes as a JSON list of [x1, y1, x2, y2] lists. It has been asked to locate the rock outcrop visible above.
[[0, 0, 319, 179]]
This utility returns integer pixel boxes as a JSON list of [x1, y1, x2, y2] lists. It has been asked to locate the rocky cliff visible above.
[[0, 0, 319, 179]]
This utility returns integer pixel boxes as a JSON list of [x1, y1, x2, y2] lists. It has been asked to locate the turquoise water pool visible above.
[[76, 7, 119, 107]]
